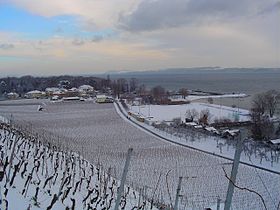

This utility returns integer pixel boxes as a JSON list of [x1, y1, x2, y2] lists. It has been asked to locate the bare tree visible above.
[[264, 90, 280, 118], [199, 109, 211, 125], [129, 78, 138, 93], [250, 108, 274, 141], [185, 109, 198, 122], [179, 88, 189, 99], [252, 90, 280, 117], [151, 86, 166, 103], [252, 93, 266, 115], [137, 84, 146, 95]]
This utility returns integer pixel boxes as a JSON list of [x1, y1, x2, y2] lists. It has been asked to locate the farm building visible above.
[[79, 85, 94, 93], [62, 97, 81, 101], [221, 129, 240, 139], [96, 95, 113, 103], [7, 92, 19, 100], [24, 90, 46, 99]]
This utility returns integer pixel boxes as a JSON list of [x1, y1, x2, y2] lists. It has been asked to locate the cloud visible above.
[[0, 43, 14, 50], [72, 38, 84, 46], [9, 0, 140, 29], [119, 0, 278, 32], [258, 1, 280, 15], [91, 35, 104, 42]]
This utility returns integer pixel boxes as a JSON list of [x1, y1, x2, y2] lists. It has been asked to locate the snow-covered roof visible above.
[[270, 139, 280, 145], [205, 126, 220, 134], [51, 95, 60, 100], [96, 95, 107, 98], [223, 129, 240, 136], [62, 97, 80, 100], [7, 92, 18, 96], [194, 125, 203, 129], [205, 126, 217, 132], [79, 85, 94, 91], [45, 87, 60, 92], [69, 87, 78, 91], [27, 90, 43, 94], [185, 122, 197, 126]]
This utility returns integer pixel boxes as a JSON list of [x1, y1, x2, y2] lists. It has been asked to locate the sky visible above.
[[0, 0, 279, 76]]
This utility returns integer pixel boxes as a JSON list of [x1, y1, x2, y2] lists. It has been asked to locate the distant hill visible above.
[[103, 67, 280, 77]]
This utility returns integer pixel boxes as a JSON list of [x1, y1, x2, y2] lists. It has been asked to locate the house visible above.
[[62, 97, 81, 101], [65, 88, 79, 97], [78, 85, 94, 93], [205, 126, 220, 135], [45, 87, 60, 97], [222, 129, 240, 139], [96, 95, 113, 103], [7, 92, 19, 100], [25, 90, 46, 99], [270, 139, 280, 145]]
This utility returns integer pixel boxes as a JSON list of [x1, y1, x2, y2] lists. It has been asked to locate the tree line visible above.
[[250, 90, 280, 141]]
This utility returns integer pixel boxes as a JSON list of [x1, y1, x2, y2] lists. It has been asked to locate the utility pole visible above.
[[224, 131, 244, 210], [217, 197, 221, 210], [114, 148, 133, 210], [174, 176, 183, 210]]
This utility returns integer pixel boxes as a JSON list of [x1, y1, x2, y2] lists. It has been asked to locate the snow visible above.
[[0, 115, 8, 123], [0, 124, 158, 210], [62, 96, 80, 100], [1, 99, 279, 210], [205, 126, 219, 134], [45, 87, 60, 92], [96, 95, 107, 99], [118, 101, 280, 174], [27, 90, 44, 94], [129, 102, 250, 124], [270, 139, 280, 145], [115, 101, 280, 209], [223, 129, 240, 136], [185, 122, 198, 126], [79, 85, 94, 91]]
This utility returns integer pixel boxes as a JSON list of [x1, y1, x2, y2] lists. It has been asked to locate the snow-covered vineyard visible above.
[[0, 100, 280, 209], [0, 123, 157, 209]]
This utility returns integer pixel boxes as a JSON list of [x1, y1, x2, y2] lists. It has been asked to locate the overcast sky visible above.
[[0, 0, 279, 76]]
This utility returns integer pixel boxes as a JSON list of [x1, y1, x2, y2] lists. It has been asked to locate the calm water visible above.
[[109, 70, 280, 95]]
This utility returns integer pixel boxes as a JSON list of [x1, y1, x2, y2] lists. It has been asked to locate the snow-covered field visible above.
[[119, 101, 280, 173], [0, 124, 157, 210], [129, 102, 250, 123], [0, 99, 279, 210]]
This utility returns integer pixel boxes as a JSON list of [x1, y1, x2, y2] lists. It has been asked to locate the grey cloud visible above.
[[0, 43, 14, 50], [91, 35, 104, 42], [72, 39, 84, 46], [119, 0, 278, 32], [258, 1, 280, 15]]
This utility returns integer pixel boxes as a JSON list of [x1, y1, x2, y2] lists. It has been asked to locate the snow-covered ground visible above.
[[129, 102, 250, 123], [0, 99, 279, 210], [121, 102, 280, 173], [0, 124, 158, 210]]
